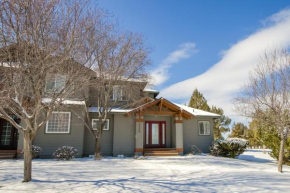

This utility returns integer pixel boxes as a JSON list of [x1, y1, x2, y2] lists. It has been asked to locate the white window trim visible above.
[[198, 121, 210, 135], [45, 111, 71, 134], [92, 119, 110, 131]]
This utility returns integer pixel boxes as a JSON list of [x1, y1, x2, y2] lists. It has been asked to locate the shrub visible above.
[[188, 145, 202, 155], [53, 146, 78, 161], [21, 145, 42, 159], [210, 138, 248, 158]]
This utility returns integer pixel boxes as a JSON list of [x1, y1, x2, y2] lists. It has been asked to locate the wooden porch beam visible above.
[[143, 111, 176, 115], [158, 99, 163, 112]]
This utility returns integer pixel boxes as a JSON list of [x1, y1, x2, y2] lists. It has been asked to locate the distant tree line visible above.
[[233, 48, 290, 172], [229, 120, 290, 166]]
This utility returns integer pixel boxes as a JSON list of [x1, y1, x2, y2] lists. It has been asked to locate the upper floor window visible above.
[[46, 112, 71, 133], [92, 119, 109, 131], [198, 121, 210, 135], [46, 74, 66, 93], [110, 86, 128, 101]]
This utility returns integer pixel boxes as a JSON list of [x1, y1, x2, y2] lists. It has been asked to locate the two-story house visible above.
[[0, 67, 220, 158]]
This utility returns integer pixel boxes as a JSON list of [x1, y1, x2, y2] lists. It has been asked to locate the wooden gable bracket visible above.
[[158, 98, 163, 112], [149, 106, 156, 111], [125, 98, 195, 120]]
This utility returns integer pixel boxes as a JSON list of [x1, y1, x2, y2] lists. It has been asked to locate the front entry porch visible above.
[[125, 98, 194, 156]]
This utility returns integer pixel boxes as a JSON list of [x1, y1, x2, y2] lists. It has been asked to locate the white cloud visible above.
[[159, 8, 290, 123], [150, 42, 197, 86]]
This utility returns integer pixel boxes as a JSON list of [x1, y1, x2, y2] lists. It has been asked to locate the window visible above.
[[110, 86, 128, 101], [92, 119, 109, 131], [198, 121, 210, 135], [45, 74, 66, 93], [1, 121, 12, 145], [46, 112, 71, 133]]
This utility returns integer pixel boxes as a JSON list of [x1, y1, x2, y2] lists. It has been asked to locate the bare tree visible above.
[[76, 30, 151, 159], [0, 0, 102, 182], [234, 48, 290, 172]]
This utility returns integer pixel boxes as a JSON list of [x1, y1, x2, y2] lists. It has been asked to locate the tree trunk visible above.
[[263, 145, 266, 154], [94, 132, 102, 159], [23, 131, 32, 182], [278, 135, 285, 173]]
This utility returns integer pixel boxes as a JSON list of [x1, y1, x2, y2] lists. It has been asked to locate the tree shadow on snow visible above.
[[237, 155, 275, 163], [30, 172, 288, 193]]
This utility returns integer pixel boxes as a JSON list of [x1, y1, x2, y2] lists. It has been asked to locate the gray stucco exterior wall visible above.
[[183, 117, 214, 153], [32, 106, 86, 158], [82, 113, 114, 156], [17, 111, 215, 157], [112, 114, 135, 156], [172, 119, 176, 148]]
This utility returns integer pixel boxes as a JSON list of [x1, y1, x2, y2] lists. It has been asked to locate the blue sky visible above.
[[98, 0, 290, 122]]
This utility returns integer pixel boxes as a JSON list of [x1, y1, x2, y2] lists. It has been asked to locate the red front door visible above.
[[145, 121, 166, 148]]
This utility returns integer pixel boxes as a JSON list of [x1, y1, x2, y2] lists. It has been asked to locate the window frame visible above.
[[198, 121, 210, 136], [110, 85, 128, 101], [91, 119, 110, 131], [45, 111, 71, 134], [45, 74, 67, 93]]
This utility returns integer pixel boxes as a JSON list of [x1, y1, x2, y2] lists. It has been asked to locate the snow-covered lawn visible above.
[[237, 149, 276, 163], [0, 150, 289, 193]]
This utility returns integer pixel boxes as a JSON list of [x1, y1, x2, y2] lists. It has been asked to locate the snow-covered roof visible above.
[[143, 88, 159, 93], [42, 98, 85, 105], [1, 62, 20, 68], [89, 107, 132, 113], [89, 102, 220, 117], [174, 103, 220, 117]]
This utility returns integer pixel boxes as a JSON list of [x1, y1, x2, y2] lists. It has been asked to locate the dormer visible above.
[[142, 88, 159, 99]]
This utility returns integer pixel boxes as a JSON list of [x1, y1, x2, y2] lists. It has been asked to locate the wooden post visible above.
[[174, 114, 183, 155], [135, 113, 144, 156]]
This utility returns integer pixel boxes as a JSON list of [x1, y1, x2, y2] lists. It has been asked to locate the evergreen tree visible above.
[[188, 88, 210, 112], [188, 88, 231, 139], [229, 122, 248, 138], [211, 106, 231, 139], [247, 119, 263, 147], [256, 120, 290, 164]]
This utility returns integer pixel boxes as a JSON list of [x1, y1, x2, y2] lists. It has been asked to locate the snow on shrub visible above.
[[133, 155, 147, 160], [210, 138, 248, 158], [53, 146, 78, 161], [21, 145, 42, 159]]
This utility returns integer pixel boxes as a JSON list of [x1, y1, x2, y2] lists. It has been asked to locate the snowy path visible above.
[[0, 151, 289, 192]]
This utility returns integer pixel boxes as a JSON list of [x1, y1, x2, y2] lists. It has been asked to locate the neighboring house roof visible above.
[[174, 103, 221, 117]]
